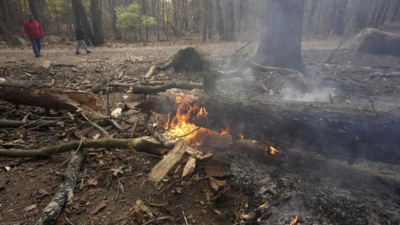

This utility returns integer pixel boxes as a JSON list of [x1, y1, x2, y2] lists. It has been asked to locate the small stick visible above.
[[131, 120, 138, 139], [232, 41, 253, 56], [182, 210, 189, 225]]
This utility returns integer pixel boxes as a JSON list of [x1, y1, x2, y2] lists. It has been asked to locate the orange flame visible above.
[[238, 133, 244, 139], [257, 217, 262, 222], [161, 97, 227, 145], [260, 204, 267, 208], [290, 215, 298, 225], [221, 124, 230, 135], [268, 146, 279, 155]]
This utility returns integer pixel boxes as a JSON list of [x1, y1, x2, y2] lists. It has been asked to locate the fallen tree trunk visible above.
[[35, 149, 85, 225], [0, 80, 105, 119], [138, 89, 400, 163]]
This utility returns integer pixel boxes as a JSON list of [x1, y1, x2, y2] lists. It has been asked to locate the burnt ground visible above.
[[0, 38, 399, 225]]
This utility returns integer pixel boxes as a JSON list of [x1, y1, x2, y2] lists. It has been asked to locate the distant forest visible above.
[[1, 0, 399, 44]]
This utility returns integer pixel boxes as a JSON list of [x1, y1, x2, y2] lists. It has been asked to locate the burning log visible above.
[[0, 80, 105, 119], [139, 89, 400, 163]]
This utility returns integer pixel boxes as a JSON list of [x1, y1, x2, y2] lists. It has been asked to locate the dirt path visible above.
[[0, 39, 351, 65]]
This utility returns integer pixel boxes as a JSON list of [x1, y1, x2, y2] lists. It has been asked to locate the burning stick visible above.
[[290, 215, 298, 225]]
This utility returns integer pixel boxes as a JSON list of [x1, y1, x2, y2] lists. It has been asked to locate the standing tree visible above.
[[226, 0, 235, 41], [90, 0, 104, 45], [72, 0, 95, 45], [332, 0, 349, 35], [215, 0, 225, 40], [27, 0, 40, 23], [256, 0, 306, 73]]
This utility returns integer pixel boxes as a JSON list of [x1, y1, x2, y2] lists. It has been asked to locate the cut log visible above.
[[147, 139, 187, 183], [35, 149, 85, 225], [0, 80, 105, 119], [139, 89, 400, 163]]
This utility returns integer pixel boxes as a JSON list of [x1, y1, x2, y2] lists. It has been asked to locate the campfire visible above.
[[160, 96, 231, 146]]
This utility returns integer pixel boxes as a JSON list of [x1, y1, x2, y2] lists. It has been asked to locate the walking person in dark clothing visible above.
[[75, 21, 91, 54], [24, 13, 43, 57]]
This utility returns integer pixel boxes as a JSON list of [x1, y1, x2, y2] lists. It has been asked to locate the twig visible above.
[[154, 179, 183, 196], [113, 207, 127, 222], [173, 127, 200, 139], [131, 121, 138, 139], [232, 41, 253, 56], [182, 210, 189, 225], [82, 113, 110, 138], [64, 215, 74, 225], [143, 216, 174, 225]]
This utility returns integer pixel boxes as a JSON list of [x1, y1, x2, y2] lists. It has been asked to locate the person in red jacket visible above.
[[23, 13, 43, 57]]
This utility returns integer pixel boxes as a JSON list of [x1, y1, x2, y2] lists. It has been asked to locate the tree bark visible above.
[[373, 0, 389, 27], [203, 0, 207, 42], [72, 0, 95, 45], [35, 149, 85, 225], [255, 0, 306, 74], [305, 0, 318, 36], [27, 0, 40, 23], [215, 0, 225, 40], [391, 0, 400, 23], [332, 0, 349, 35], [226, 0, 235, 41], [90, 0, 104, 45], [111, 0, 119, 39], [0, 9, 11, 44]]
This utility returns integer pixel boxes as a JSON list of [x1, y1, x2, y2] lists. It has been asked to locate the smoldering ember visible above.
[[1, 0, 400, 225]]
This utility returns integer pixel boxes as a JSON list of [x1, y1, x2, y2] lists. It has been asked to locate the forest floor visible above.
[[0, 37, 400, 225]]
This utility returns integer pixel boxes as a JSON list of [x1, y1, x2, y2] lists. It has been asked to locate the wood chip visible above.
[[88, 199, 108, 214]]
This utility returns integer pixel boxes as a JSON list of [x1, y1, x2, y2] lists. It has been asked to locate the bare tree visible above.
[[256, 0, 306, 73], [215, 0, 225, 40], [332, 0, 349, 35], [72, 0, 95, 44], [90, 0, 104, 45]]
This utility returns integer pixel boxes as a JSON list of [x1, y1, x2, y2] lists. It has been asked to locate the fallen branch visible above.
[[35, 149, 85, 225], [112, 81, 203, 94], [147, 139, 187, 183], [145, 59, 174, 79], [0, 120, 58, 128], [0, 137, 163, 158], [232, 41, 253, 56]]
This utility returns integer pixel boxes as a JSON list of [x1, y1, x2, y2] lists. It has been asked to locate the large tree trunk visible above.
[[72, 0, 95, 45], [90, 0, 104, 45], [255, 0, 306, 74], [332, 0, 349, 35], [215, 0, 225, 40], [139, 90, 400, 164], [27, 0, 40, 23]]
